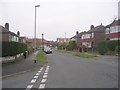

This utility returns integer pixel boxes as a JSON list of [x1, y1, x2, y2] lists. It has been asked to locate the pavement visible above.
[[2, 50, 48, 77], [2, 50, 118, 88]]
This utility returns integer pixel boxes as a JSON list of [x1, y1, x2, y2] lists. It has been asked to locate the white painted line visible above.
[[36, 73, 40, 76], [45, 69, 49, 73], [38, 71, 41, 73], [47, 66, 50, 68], [31, 79, 37, 83], [40, 67, 43, 71], [39, 84, 46, 89], [34, 76, 39, 79], [26, 85, 33, 89], [43, 75, 47, 78], [44, 73, 48, 75], [41, 79, 47, 83]]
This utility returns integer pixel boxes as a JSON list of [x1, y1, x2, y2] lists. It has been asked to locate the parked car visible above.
[[44, 47, 52, 54]]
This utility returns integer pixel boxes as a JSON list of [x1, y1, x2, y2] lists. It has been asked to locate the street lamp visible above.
[[34, 5, 40, 51], [65, 32, 67, 51], [42, 33, 44, 51]]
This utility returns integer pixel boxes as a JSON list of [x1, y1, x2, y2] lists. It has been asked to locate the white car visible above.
[[44, 47, 52, 54]]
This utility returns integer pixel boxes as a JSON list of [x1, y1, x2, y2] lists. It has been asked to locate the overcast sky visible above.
[[0, 0, 119, 41]]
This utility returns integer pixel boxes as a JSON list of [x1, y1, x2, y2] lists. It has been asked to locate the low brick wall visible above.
[[1, 52, 25, 64]]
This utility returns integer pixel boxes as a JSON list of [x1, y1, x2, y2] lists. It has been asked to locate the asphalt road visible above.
[[2, 50, 118, 89]]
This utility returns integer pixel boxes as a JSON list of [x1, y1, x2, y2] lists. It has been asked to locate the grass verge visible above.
[[75, 53, 97, 58], [36, 51, 47, 62]]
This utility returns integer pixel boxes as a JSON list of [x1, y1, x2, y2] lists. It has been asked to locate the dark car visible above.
[[44, 47, 52, 54]]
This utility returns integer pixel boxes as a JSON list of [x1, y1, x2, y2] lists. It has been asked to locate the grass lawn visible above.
[[36, 51, 47, 62], [75, 53, 97, 58]]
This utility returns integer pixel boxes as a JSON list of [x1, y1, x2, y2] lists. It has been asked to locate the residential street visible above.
[[2, 50, 118, 89]]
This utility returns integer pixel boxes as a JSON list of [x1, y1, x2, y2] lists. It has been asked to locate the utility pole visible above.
[[42, 33, 44, 51], [65, 32, 66, 51], [34, 5, 40, 51]]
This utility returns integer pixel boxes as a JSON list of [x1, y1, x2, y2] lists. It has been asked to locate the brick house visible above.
[[56, 38, 70, 45], [81, 25, 105, 50], [0, 23, 26, 43], [105, 19, 120, 40], [27, 38, 50, 48], [70, 31, 86, 52], [0, 23, 19, 42]]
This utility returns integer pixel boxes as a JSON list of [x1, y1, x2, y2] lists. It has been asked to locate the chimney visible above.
[[90, 25, 94, 30], [76, 31, 79, 35], [5, 23, 9, 30], [17, 31, 20, 37]]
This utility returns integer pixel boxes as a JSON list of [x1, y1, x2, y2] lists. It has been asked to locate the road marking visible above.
[[39, 84, 46, 89], [40, 67, 43, 71], [44, 73, 48, 75], [43, 75, 47, 78], [38, 71, 41, 73], [31, 79, 37, 83], [34, 76, 39, 79], [36, 73, 40, 76], [41, 79, 47, 83], [45, 69, 49, 73], [26, 85, 33, 89], [47, 66, 50, 67], [38, 65, 50, 89]]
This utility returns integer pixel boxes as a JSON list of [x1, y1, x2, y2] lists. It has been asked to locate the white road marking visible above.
[[34, 76, 39, 79], [39, 84, 46, 89], [41, 79, 47, 83], [26, 85, 33, 89], [44, 73, 48, 75], [40, 67, 43, 71], [43, 75, 47, 78], [31, 79, 37, 83], [45, 69, 49, 73], [47, 66, 50, 68], [36, 73, 40, 76], [38, 71, 41, 73]]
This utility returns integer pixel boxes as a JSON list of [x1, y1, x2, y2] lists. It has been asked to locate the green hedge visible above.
[[1, 41, 27, 57], [66, 41, 76, 50], [97, 41, 108, 55], [97, 40, 120, 55]]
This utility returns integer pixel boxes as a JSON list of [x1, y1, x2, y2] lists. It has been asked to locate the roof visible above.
[[0, 25, 18, 37], [27, 38, 49, 43], [105, 19, 120, 28], [87, 25, 105, 33], [70, 31, 87, 39]]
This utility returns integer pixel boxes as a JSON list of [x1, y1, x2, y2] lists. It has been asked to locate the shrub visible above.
[[97, 40, 120, 55], [115, 46, 120, 53], [66, 41, 76, 51], [97, 41, 108, 55], [2, 41, 27, 57], [106, 40, 118, 51]]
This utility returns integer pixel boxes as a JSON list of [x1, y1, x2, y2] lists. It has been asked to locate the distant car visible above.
[[44, 47, 52, 54]]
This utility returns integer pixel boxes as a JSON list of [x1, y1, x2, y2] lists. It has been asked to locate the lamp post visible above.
[[42, 33, 44, 51], [34, 5, 40, 51], [65, 32, 66, 51]]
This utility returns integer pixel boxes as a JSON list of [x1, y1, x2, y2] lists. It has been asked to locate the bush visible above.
[[66, 41, 76, 51], [97, 41, 108, 55], [106, 40, 118, 51], [115, 46, 120, 53], [97, 40, 120, 55], [2, 41, 27, 57]]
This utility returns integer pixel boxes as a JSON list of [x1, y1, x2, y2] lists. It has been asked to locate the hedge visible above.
[[97, 41, 108, 55], [97, 40, 120, 55], [1, 41, 27, 57]]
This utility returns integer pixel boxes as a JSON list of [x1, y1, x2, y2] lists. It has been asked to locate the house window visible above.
[[87, 42, 92, 48], [91, 33, 94, 38], [106, 28, 110, 34], [118, 26, 120, 32]]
